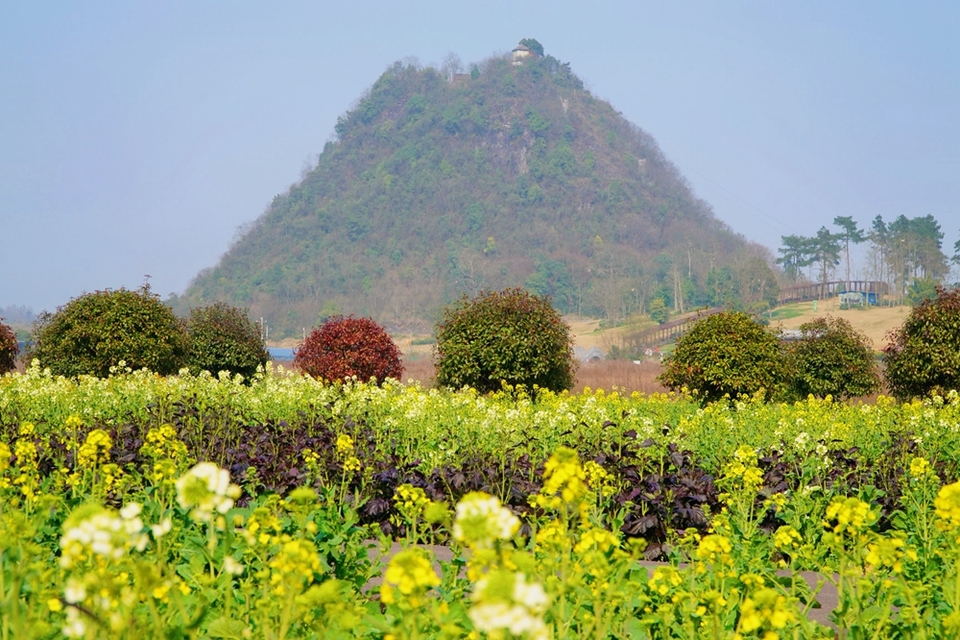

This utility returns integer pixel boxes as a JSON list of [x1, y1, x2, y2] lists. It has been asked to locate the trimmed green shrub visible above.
[[658, 311, 785, 404], [186, 302, 268, 379], [0, 318, 18, 374], [785, 316, 879, 400], [434, 287, 576, 393], [884, 286, 960, 400], [294, 316, 402, 384], [30, 286, 188, 377]]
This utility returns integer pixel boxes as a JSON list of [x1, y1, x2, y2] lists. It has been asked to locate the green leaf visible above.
[[206, 617, 247, 639]]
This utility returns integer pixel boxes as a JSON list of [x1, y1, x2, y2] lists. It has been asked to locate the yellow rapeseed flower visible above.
[[736, 587, 796, 636], [649, 565, 683, 596], [139, 424, 187, 462], [0, 441, 10, 475], [696, 534, 734, 566], [394, 484, 430, 512], [935, 481, 960, 531], [865, 536, 915, 573], [77, 429, 112, 468], [773, 526, 802, 550], [824, 497, 876, 536], [909, 457, 932, 479], [335, 434, 355, 457], [380, 548, 440, 607], [536, 446, 587, 510], [269, 539, 324, 595]]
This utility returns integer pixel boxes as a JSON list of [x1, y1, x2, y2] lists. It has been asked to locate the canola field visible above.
[[2, 363, 960, 638]]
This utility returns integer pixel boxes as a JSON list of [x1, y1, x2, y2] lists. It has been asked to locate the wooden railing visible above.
[[777, 280, 888, 305], [622, 307, 725, 350]]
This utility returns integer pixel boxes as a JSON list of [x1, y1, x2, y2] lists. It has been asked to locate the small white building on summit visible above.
[[512, 43, 535, 65]]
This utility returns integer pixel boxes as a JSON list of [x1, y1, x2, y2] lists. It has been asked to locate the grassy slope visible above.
[[770, 301, 910, 350]]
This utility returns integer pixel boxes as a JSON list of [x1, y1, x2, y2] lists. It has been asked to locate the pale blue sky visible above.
[[2, 1, 958, 312]]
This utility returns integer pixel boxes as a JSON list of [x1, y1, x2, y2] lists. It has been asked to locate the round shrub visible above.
[[186, 302, 268, 379], [30, 286, 188, 377], [0, 318, 18, 374], [434, 288, 576, 393], [658, 311, 785, 404], [884, 286, 960, 401], [785, 316, 879, 400], [294, 315, 402, 384]]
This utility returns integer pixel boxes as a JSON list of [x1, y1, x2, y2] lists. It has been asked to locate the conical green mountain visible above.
[[180, 43, 778, 337]]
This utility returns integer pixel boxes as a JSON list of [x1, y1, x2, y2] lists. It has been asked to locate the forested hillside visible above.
[[178, 43, 777, 337]]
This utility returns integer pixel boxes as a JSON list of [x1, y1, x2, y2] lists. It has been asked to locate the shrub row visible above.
[[21, 287, 578, 394], [660, 288, 960, 403], [28, 287, 268, 379]]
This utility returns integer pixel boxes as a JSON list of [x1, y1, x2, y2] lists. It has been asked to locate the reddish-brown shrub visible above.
[[294, 316, 403, 384], [0, 318, 18, 374]]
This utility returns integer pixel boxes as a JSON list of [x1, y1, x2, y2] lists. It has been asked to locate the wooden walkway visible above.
[[778, 280, 888, 304], [623, 307, 725, 350]]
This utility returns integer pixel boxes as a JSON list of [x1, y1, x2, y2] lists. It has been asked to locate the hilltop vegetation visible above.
[[179, 43, 777, 337]]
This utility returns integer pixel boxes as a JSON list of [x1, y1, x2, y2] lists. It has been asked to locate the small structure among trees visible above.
[[512, 39, 543, 65]]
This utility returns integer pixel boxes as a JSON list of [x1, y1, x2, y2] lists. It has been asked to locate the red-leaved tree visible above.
[[294, 316, 403, 384], [0, 318, 18, 374]]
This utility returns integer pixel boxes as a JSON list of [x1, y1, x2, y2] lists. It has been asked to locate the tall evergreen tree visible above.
[[776, 235, 815, 282], [832, 216, 865, 288], [811, 227, 842, 297]]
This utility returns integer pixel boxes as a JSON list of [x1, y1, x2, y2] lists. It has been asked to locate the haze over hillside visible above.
[[178, 42, 777, 337]]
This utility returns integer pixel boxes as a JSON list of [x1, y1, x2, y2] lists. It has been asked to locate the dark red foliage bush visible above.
[[0, 319, 17, 374], [294, 316, 403, 384]]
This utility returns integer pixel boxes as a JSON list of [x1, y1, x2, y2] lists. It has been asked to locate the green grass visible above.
[[767, 303, 807, 321]]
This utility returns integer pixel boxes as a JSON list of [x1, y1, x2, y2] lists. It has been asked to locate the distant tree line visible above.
[[777, 214, 958, 305]]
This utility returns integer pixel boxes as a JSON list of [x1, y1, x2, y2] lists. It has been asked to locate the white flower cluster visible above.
[[470, 572, 549, 640], [59, 503, 147, 569], [452, 491, 520, 549], [175, 462, 241, 523]]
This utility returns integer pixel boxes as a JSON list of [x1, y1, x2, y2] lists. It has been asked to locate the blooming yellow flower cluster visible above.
[[394, 483, 430, 512], [243, 496, 285, 546], [335, 434, 361, 473], [723, 445, 764, 492], [909, 456, 933, 479], [583, 460, 615, 497], [772, 525, 802, 551], [534, 446, 587, 511], [12, 435, 38, 499], [269, 539, 324, 596], [648, 565, 684, 596], [139, 424, 188, 465], [77, 429, 112, 467], [824, 496, 877, 537], [534, 519, 566, 551], [696, 534, 734, 567], [380, 547, 441, 608], [733, 587, 797, 639], [865, 536, 916, 574], [0, 441, 10, 489], [935, 480, 960, 531]]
